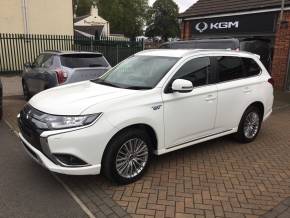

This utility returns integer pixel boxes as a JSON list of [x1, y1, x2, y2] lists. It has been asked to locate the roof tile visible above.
[[180, 0, 290, 18]]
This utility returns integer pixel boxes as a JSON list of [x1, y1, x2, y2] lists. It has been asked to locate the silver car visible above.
[[22, 51, 111, 100]]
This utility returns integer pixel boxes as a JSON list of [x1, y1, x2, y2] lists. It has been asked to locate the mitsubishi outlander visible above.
[[18, 49, 274, 184]]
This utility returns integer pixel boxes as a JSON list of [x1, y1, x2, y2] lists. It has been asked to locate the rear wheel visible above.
[[235, 106, 262, 143], [22, 81, 31, 101], [102, 129, 152, 184]]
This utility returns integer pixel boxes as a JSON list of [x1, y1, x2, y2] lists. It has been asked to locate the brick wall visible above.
[[271, 11, 290, 90], [181, 20, 192, 40]]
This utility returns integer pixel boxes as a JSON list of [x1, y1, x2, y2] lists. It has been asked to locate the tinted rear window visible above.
[[242, 58, 261, 77], [60, 54, 108, 68], [215, 56, 244, 82]]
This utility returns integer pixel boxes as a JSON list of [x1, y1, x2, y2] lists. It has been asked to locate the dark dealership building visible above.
[[179, 0, 290, 90]]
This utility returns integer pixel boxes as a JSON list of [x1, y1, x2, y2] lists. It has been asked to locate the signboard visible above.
[[192, 12, 277, 35]]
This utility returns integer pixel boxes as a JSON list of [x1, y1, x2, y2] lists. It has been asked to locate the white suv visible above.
[[18, 49, 274, 184]]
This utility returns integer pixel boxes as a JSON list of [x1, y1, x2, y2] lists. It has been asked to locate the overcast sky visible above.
[[148, 0, 198, 13]]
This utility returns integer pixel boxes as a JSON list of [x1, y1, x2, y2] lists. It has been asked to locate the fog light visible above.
[[53, 154, 88, 167]]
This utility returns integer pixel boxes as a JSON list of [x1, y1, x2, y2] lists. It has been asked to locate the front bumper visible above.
[[17, 104, 118, 176], [19, 133, 101, 175]]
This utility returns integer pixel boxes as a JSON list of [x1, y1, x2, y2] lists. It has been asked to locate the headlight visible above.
[[33, 113, 102, 130]]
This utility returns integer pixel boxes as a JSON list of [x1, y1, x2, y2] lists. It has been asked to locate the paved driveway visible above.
[[2, 76, 290, 218], [0, 121, 87, 218]]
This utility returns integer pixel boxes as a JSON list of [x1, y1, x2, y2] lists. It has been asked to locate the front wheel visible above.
[[235, 106, 262, 143], [102, 129, 152, 184]]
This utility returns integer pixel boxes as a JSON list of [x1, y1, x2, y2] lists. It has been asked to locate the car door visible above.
[[25, 54, 46, 94], [214, 55, 261, 131], [34, 54, 54, 93], [29, 54, 53, 94], [162, 56, 218, 148]]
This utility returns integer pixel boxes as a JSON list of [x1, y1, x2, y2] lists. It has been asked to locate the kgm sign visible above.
[[191, 13, 277, 35], [195, 21, 239, 33]]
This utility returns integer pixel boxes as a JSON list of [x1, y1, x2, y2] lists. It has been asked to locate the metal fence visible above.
[[0, 33, 144, 73]]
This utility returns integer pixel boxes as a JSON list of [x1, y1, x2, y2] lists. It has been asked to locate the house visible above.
[[179, 0, 290, 90], [74, 4, 110, 39], [0, 0, 73, 35]]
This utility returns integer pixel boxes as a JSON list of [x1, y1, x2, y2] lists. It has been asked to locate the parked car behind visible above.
[[22, 51, 111, 100], [160, 38, 240, 50], [0, 78, 2, 120], [18, 49, 274, 184], [160, 38, 272, 71]]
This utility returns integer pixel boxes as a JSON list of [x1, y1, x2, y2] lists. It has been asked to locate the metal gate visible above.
[[0, 33, 144, 73]]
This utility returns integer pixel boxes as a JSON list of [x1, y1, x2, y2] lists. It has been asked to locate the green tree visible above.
[[98, 0, 149, 39], [145, 0, 180, 41], [75, 0, 92, 17]]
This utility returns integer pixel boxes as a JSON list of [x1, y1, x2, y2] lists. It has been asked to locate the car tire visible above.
[[235, 106, 262, 143], [102, 128, 152, 184], [22, 81, 31, 101]]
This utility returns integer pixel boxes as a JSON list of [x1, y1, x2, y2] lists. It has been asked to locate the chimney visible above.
[[91, 3, 98, 17]]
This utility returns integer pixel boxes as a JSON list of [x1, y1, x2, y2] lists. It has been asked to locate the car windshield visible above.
[[92, 55, 179, 90], [60, 54, 109, 68]]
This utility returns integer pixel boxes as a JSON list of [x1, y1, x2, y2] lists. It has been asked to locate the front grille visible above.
[[18, 105, 44, 152]]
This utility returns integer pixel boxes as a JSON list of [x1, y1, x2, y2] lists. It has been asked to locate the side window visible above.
[[42, 55, 54, 68], [33, 54, 45, 67], [242, 58, 261, 77], [33, 54, 53, 68], [173, 57, 210, 87], [215, 56, 244, 82]]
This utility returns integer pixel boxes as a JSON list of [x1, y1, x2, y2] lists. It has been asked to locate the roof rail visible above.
[[44, 50, 62, 53]]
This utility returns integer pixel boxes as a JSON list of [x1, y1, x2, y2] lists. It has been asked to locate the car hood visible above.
[[29, 81, 138, 115]]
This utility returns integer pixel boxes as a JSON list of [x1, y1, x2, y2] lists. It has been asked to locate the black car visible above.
[[159, 38, 240, 50], [0, 79, 2, 120], [160, 38, 272, 71]]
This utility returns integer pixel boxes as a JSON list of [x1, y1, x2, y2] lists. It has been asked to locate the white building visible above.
[[0, 0, 73, 35], [74, 4, 110, 39]]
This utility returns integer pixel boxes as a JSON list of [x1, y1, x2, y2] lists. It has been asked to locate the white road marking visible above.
[[4, 119, 96, 218], [53, 174, 96, 218]]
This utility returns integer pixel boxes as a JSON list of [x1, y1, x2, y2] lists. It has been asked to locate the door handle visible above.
[[205, 95, 216, 101], [243, 87, 252, 93]]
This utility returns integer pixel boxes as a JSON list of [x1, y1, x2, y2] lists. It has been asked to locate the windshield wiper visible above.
[[92, 79, 121, 88], [126, 86, 151, 90]]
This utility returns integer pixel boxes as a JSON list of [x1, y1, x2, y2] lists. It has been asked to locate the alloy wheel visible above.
[[243, 112, 260, 139], [115, 138, 149, 179]]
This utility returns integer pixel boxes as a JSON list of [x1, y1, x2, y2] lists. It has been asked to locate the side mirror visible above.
[[171, 79, 193, 93], [24, 62, 32, 68]]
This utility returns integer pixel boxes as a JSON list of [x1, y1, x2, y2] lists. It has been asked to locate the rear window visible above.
[[60, 54, 109, 68], [215, 56, 244, 82], [242, 58, 261, 77]]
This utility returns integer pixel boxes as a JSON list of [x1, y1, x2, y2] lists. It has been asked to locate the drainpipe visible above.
[[21, 0, 29, 34], [284, 40, 290, 91], [280, 0, 285, 23]]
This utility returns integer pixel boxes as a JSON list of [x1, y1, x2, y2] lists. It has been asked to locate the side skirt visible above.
[[154, 128, 237, 155]]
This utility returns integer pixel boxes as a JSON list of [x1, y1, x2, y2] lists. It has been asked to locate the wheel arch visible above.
[[101, 123, 158, 164], [247, 101, 265, 118]]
